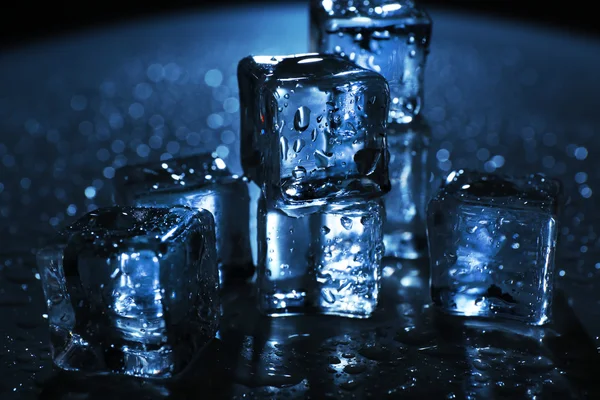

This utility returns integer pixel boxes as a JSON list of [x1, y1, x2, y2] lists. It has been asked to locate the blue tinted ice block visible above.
[[36, 206, 219, 378], [257, 196, 384, 318], [427, 170, 561, 325], [238, 53, 390, 217]]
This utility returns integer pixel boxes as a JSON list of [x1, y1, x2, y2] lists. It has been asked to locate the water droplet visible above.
[[328, 355, 341, 364], [321, 289, 336, 304], [354, 148, 381, 175], [314, 150, 336, 168], [335, 121, 357, 137], [280, 137, 288, 160], [311, 128, 319, 142], [292, 166, 307, 179], [511, 242, 520, 249], [340, 379, 360, 391], [341, 217, 353, 230], [321, 226, 331, 235], [344, 364, 367, 374], [294, 106, 311, 132], [293, 138, 305, 153]]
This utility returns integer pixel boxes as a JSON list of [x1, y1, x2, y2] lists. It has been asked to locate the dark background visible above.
[[0, 1, 597, 49]]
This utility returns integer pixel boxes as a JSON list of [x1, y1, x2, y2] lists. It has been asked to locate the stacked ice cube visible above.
[[311, 0, 433, 260], [238, 54, 390, 318]]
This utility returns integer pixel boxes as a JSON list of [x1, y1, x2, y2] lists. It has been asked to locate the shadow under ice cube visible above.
[[310, 0, 432, 124], [427, 170, 561, 325], [114, 153, 253, 284], [36, 206, 219, 378], [257, 196, 384, 318], [238, 53, 390, 216]]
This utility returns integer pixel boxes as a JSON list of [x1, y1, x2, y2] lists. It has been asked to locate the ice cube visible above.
[[310, 0, 432, 124], [238, 53, 390, 216], [427, 170, 561, 325], [383, 120, 430, 259], [113, 153, 254, 284], [37, 206, 219, 378], [257, 195, 384, 318]]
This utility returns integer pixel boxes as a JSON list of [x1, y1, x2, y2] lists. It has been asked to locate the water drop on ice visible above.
[[321, 289, 336, 304], [292, 166, 307, 179], [293, 138, 305, 153], [294, 106, 311, 132], [341, 216, 353, 230], [314, 150, 335, 168], [336, 121, 357, 137], [311, 128, 319, 142], [279, 137, 288, 160]]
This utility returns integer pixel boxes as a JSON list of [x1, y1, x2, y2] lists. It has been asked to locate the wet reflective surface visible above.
[[1, 2, 600, 398], [7, 258, 600, 398]]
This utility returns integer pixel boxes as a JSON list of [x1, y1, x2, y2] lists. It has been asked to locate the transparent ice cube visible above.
[[238, 53, 390, 216], [310, 0, 432, 124], [257, 195, 384, 318], [37, 206, 219, 378], [113, 153, 253, 284], [427, 170, 561, 325], [383, 119, 430, 259]]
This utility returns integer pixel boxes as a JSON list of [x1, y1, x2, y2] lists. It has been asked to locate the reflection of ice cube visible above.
[[37, 206, 219, 378], [310, 0, 432, 124], [238, 54, 390, 216], [428, 170, 560, 325], [257, 195, 384, 318], [114, 153, 253, 284], [37, 245, 75, 332], [383, 120, 430, 259]]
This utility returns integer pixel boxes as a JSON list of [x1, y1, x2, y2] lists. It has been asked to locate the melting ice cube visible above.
[[238, 53, 390, 216], [427, 170, 561, 325], [37, 206, 219, 378]]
